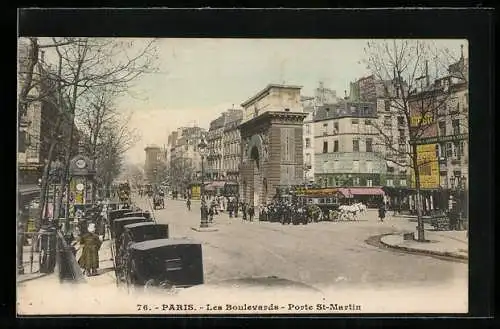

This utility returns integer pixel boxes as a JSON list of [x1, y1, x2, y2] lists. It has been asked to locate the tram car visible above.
[[124, 238, 204, 289]]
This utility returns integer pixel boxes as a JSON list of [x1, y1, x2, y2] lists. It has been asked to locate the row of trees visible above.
[[18, 37, 159, 222]]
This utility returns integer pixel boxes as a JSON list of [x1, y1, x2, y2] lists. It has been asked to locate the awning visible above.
[[18, 184, 41, 197], [209, 181, 226, 188], [338, 187, 385, 197]]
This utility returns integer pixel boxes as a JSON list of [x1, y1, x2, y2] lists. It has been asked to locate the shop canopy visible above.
[[338, 187, 385, 197], [18, 184, 41, 197]]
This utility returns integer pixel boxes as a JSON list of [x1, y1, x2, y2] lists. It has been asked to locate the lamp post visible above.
[[198, 138, 209, 228]]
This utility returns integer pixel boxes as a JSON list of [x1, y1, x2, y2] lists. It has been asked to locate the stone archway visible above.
[[249, 145, 262, 210]]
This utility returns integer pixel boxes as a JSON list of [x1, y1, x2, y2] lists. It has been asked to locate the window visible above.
[[328, 177, 334, 187], [353, 177, 360, 186], [400, 179, 407, 186], [365, 119, 372, 126], [366, 138, 373, 152], [386, 179, 394, 187], [397, 116, 405, 126], [351, 119, 359, 124], [333, 122, 339, 133], [305, 138, 311, 148], [438, 121, 446, 136], [452, 119, 460, 135], [353, 160, 359, 172], [445, 142, 453, 158], [456, 141, 465, 157], [323, 141, 328, 153], [366, 160, 373, 173], [384, 115, 392, 126], [384, 100, 391, 111], [353, 139, 359, 152], [305, 124, 311, 135], [367, 179, 373, 187], [333, 140, 339, 152]]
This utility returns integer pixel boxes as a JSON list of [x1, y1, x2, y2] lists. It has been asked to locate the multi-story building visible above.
[[144, 145, 162, 184], [207, 113, 227, 180], [314, 100, 386, 188], [168, 126, 206, 191], [223, 109, 243, 183], [301, 96, 316, 183], [375, 98, 411, 188]]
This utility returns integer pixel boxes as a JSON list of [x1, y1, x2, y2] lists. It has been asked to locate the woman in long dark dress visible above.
[[78, 223, 102, 276]]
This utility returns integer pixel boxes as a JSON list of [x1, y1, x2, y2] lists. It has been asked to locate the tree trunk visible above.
[[411, 143, 426, 241], [38, 116, 62, 224]]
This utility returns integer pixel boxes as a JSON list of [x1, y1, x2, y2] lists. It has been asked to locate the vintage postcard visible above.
[[17, 36, 469, 315]]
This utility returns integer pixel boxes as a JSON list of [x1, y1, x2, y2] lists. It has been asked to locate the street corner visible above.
[[378, 232, 468, 262]]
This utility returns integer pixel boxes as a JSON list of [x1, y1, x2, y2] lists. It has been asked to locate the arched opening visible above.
[[250, 146, 260, 170]]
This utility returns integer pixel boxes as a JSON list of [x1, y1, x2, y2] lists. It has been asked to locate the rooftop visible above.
[[241, 83, 302, 108]]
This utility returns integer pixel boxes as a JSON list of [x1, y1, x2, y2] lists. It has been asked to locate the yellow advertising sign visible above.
[[412, 143, 439, 189], [191, 185, 201, 200]]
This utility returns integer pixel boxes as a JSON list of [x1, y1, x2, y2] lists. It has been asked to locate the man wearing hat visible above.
[[77, 222, 102, 276]]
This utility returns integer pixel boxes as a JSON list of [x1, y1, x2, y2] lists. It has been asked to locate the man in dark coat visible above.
[[378, 203, 386, 223], [248, 205, 255, 222], [77, 223, 102, 276]]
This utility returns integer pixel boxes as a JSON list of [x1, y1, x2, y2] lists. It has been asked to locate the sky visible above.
[[111, 38, 467, 165]]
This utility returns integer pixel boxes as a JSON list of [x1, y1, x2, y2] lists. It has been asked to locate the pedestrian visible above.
[[242, 203, 247, 221], [248, 205, 254, 222], [186, 198, 191, 211], [378, 202, 386, 223], [77, 223, 102, 276]]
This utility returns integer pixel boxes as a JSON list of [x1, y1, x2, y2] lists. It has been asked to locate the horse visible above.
[[353, 202, 367, 215], [338, 204, 361, 221]]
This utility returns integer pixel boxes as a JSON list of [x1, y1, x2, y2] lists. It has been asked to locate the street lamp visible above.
[[198, 138, 209, 228]]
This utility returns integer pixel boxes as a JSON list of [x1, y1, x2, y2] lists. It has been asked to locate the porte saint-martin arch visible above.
[[239, 111, 307, 215]]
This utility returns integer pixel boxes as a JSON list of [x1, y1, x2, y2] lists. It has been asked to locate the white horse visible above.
[[353, 202, 367, 215], [338, 204, 360, 221]]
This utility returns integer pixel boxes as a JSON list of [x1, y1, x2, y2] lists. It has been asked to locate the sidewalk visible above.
[[17, 245, 46, 284], [380, 230, 468, 260], [74, 236, 117, 286]]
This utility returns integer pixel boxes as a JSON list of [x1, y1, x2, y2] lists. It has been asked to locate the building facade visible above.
[[168, 126, 206, 191], [223, 110, 243, 183], [301, 96, 316, 183], [207, 113, 226, 180], [144, 145, 162, 184], [314, 101, 387, 188]]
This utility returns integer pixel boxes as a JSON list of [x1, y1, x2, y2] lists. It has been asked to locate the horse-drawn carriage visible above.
[[124, 238, 204, 289], [153, 194, 165, 210], [118, 182, 131, 205]]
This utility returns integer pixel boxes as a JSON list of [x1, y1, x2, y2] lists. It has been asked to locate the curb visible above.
[[378, 234, 468, 261]]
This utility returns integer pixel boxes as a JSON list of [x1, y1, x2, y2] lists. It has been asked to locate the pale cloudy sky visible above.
[[116, 38, 467, 165]]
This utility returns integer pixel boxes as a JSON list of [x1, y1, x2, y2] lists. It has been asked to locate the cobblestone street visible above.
[[137, 197, 468, 291]]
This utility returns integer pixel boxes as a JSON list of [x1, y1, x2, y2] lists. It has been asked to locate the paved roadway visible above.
[[137, 196, 468, 292]]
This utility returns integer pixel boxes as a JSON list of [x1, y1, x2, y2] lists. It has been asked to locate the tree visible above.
[[363, 40, 467, 241], [18, 37, 158, 222]]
